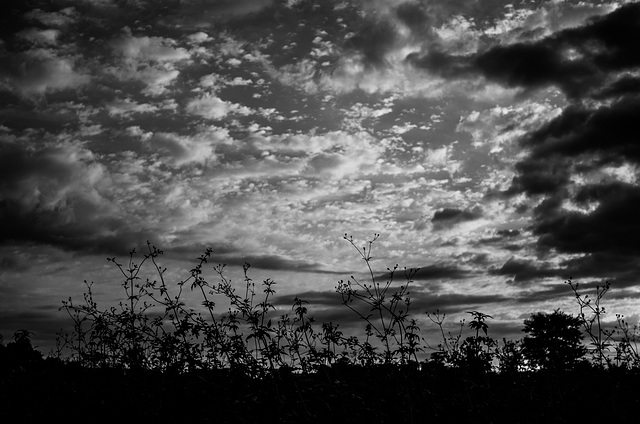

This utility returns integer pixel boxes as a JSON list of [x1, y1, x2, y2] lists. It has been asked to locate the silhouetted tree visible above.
[[522, 310, 586, 370], [0, 330, 43, 368]]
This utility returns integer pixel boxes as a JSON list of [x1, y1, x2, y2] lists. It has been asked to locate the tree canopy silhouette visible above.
[[522, 309, 586, 370]]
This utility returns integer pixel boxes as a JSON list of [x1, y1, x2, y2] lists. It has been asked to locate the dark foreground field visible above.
[[4, 246, 639, 422], [3, 360, 639, 423]]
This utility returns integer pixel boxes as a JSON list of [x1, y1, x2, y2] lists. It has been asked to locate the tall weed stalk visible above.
[[336, 234, 420, 364]]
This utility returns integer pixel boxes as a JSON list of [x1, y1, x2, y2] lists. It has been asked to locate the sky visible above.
[[2, 0, 640, 355]]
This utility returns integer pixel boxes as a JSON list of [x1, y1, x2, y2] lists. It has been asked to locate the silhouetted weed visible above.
[[3, 235, 640, 422]]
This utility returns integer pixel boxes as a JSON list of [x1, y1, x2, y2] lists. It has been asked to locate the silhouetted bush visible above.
[[522, 310, 586, 370], [0, 330, 43, 370]]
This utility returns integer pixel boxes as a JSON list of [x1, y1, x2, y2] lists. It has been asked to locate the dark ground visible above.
[[2, 359, 639, 423]]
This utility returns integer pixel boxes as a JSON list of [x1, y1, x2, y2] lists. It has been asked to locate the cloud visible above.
[[108, 30, 191, 96], [414, 293, 509, 316], [395, 1, 432, 34], [508, 157, 572, 196], [23, 7, 77, 28], [147, 132, 217, 167], [15, 28, 61, 46], [449, 4, 640, 267], [524, 98, 640, 164], [185, 93, 253, 120], [457, 102, 562, 154], [561, 252, 640, 288], [107, 98, 159, 117], [490, 257, 559, 284], [187, 32, 211, 44], [431, 207, 483, 230], [483, 2, 618, 42], [532, 182, 640, 256], [407, 3, 640, 99], [111, 31, 190, 62], [214, 253, 339, 274], [0, 137, 160, 253], [175, 0, 274, 25], [374, 264, 471, 281], [0, 48, 89, 97], [227, 130, 385, 181], [344, 18, 399, 68], [271, 288, 508, 330]]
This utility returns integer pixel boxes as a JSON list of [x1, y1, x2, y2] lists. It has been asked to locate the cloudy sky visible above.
[[2, 0, 640, 354]]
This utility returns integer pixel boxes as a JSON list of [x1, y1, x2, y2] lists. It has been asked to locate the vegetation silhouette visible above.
[[522, 309, 586, 370], [2, 235, 640, 422]]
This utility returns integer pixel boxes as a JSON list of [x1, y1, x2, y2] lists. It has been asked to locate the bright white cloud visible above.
[[185, 93, 253, 120], [424, 144, 462, 175], [457, 101, 563, 155], [484, 2, 620, 42], [188, 32, 211, 44], [435, 15, 481, 55]]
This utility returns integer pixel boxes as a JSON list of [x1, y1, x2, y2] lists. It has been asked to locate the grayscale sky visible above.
[[2, 0, 640, 353]]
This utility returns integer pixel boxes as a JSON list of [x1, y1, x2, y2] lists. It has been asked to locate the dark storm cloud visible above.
[[177, 0, 274, 25], [134, 241, 346, 275], [0, 48, 90, 97], [513, 278, 640, 311], [512, 283, 573, 305], [593, 75, 640, 100], [272, 290, 343, 308], [477, 2, 640, 98], [533, 182, 640, 256], [411, 2, 640, 294], [561, 252, 640, 288], [413, 264, 471, 280], [373, 264, 471, 282], [0, 141, 160, 255], [395, 1, 431, 33], [515, 178, 640, 282], [214, 253, 345, 274], [497, 229, 520, 238], [490, 257, 559, 284], [414, 293, 508, 315], [0, 197, 159, 255], [344, 18, 399, 67], [0, 104, 78, 133], [525, 98, 640, 164], [472, 42, 596, 98], [431, 207, 482, 230], [407, 3, 640, 99], [0, 256, 29, 272], [432, 3, 640, 280], [507, 157, 572, 196], [432, 207, 482, 222], [271, 288, 507, 329]]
